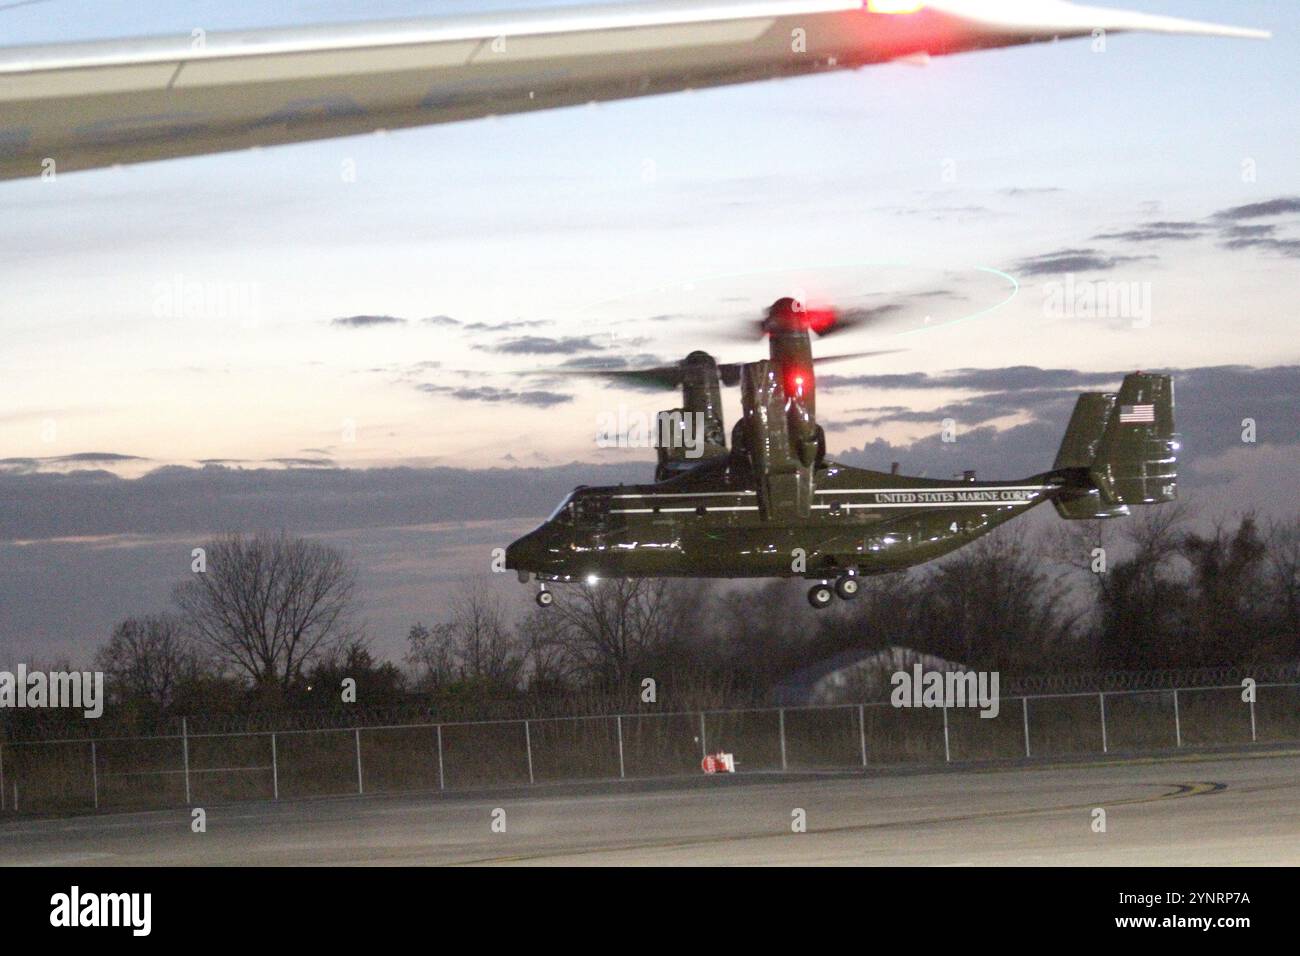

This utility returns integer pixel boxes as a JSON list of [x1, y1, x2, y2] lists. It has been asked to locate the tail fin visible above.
[[1052, 372, 1177, 519]]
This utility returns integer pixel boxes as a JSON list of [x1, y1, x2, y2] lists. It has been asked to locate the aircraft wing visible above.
[[0, 0, 1268, 180]]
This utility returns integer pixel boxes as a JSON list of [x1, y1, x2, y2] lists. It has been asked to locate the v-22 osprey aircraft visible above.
[[506, 297, 1178, 608]]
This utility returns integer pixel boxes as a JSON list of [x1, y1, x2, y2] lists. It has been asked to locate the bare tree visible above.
[[911, 525, 1083, 671], [406, 621, 460, 691], [541, 578, 684, 687], [1266, 516, 1300, 655], [407, 583, 522, 690], [96, 614, 203, 710], [172, 532, 358, 694], [516, 606, 576, 693], [448, 584, 520, 685]]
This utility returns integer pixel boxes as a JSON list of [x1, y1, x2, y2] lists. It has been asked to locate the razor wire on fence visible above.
[[1005, 662, 1300, 695], [1, 680, 1296, 817]]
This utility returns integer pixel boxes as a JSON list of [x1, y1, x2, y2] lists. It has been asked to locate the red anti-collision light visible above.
[[805, 308, 838, 335]]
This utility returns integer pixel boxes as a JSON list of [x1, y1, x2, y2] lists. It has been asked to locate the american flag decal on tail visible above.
[[1119, 404, 1155, 423]]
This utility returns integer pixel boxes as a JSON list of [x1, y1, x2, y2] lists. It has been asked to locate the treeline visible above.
[[31, 505, 1300, 729]]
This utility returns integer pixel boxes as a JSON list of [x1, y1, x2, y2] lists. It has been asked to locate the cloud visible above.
[[3, 367, 1296, 663], [1219, 236, 1300, 257], [1211, 197, 1300, 221], [2, 452, 146, 464], [827, 365, 1300, 474], [876, 203, 995, 222], [1203, 199, 1300, 257], [999, 187, 1064, 197], [1093, 221, 1208, 243], [0, 452, 150, 475], [824, 367, 1131, 433], [481, 335, 607, 355], [461, 319, 548, 332], [821, 366, 1121, 393], [1013, 248, 1154, 276], [908, 289, 968, 301], [1056, 198, 1300, 263], [269, 457, 335, 468], [331, 314, 408, 328], [414, 383, 572, 407], [0, 461, 644, 544], [1222, 224, 1276, 239], [557, 353, 663, 371], [4, 366, 1293, 545]]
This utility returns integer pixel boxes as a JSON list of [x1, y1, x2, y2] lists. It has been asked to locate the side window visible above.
[[577, 495, 611, 523]]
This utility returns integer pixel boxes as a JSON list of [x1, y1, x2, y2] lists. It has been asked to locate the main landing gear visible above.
[[807, 572, 860, 609], [807, 583, 834, 609]]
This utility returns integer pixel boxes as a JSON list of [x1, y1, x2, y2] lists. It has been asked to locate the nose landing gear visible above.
[[536, 587, 554, 608]]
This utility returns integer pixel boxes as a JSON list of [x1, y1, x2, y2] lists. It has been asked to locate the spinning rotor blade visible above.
[[718, 299, 910, 340], [811, 349, 906, 365], [717, 348, 902, 384], [814, 305, 907, 337], [557, 364, 685, 389]]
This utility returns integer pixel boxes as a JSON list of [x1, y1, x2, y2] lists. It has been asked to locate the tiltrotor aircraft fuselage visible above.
[[506, 298, 1177, 608]]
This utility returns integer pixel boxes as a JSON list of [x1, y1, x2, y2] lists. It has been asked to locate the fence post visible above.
[[778, 708, 787, 771], [858, 704, 867, 768], [1249, 693, 1257, 743], [941, 701, 951, 763], [90, 740, 99, 810], [1, 742, 6, 811], [699, 712, 707, 758], [524, 720, 535, 785], [436, 725, 445, 791], [1173, 689, 1182, 748], [271, 733, 279, 800], [354, 727, 364, 794], [1099, 692, 1108, 754], [616, 715, 625, 780], [1022, 697, 1031, 758], [181, 717, 191, 805]]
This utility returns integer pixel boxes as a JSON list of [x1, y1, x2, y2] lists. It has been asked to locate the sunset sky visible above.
[[2, 0, 1297, 664]]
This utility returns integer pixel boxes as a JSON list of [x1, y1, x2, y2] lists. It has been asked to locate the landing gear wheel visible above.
[[536, 589, 554, 608], [835, 575, 860, 600], [807, 584, 834, 609]]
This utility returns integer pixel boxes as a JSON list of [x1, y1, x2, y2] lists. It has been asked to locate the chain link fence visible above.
[[2, 680, 1297, 815]]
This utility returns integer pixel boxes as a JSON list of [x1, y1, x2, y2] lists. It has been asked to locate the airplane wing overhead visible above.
[[0, 0, 1268, 180]]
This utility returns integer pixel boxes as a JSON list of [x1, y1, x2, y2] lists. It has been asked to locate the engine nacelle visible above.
[[740, 361, 812, 520]]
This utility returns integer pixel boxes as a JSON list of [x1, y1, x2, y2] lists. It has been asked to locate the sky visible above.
[[1, 0, 1298, 666]]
